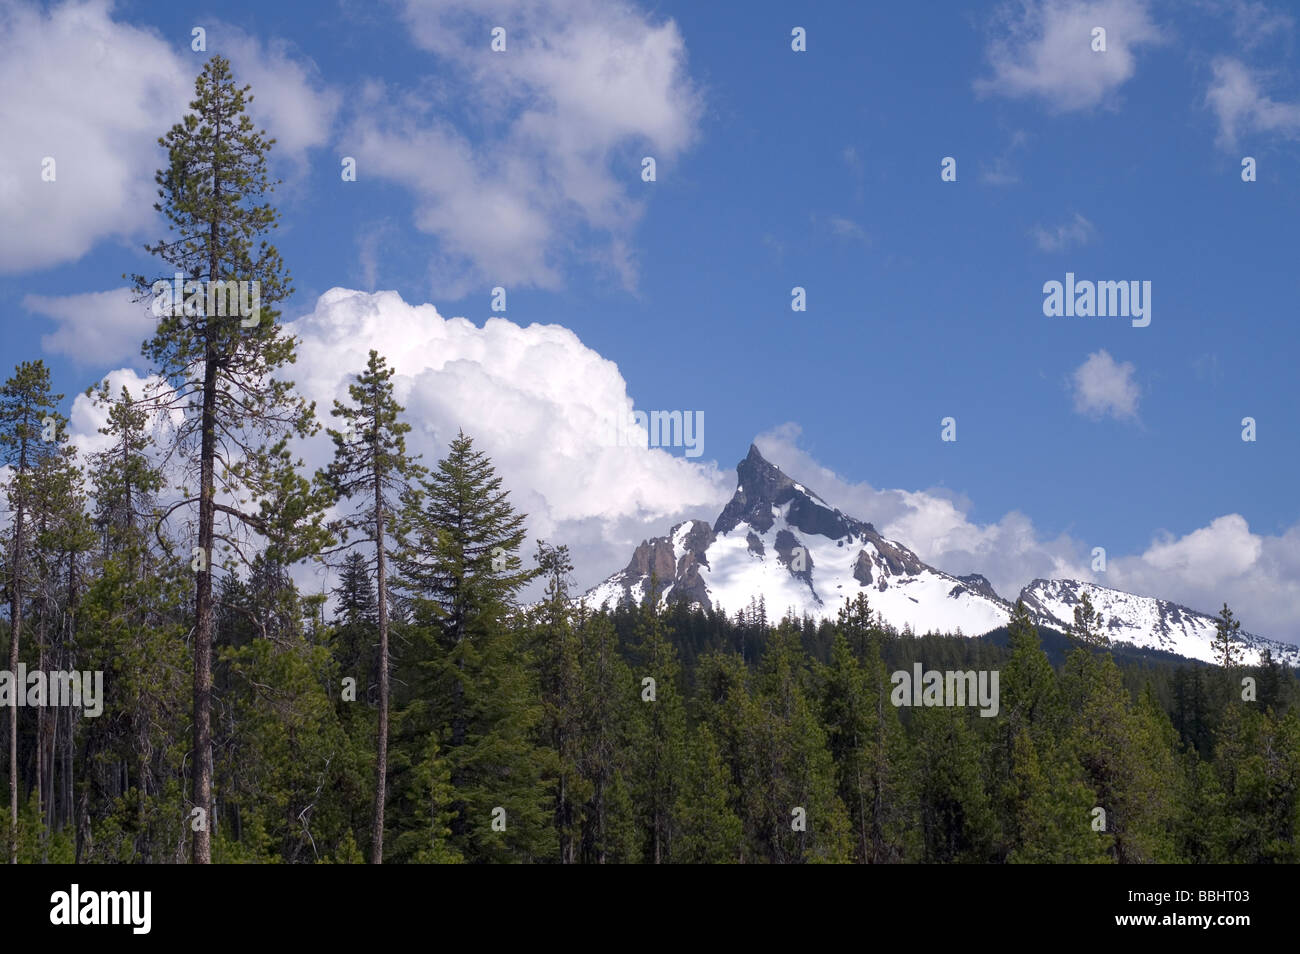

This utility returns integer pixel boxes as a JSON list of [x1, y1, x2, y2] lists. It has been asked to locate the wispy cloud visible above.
[[1206, 56, 1300, 148], [1032, 212, 1097, 251], [979, 129, 1029, 186], [1210, 0, 1295, 50], [828, 215, 868, 241], [26, 287, 154, 367], [842, 145, 865, 201], [344, 0, 705, 297]]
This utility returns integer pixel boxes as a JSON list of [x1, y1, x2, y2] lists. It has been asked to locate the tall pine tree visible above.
[[131, 55, 327, 862]]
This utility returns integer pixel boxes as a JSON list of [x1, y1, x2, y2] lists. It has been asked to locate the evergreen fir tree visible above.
[[1002, 601, 1066, 743], [1209, 704, 1300, 862], [995, 601, 1104, 862], [85, 384, 165, 563], [331, 551, 379, 696], [820, 633, 913, 862], [390, 735, 462, 864], [748, 625, 853, 863], [392, 431, 550, 862], [673, 724, 743, 863], [1213, 603, 1243, 669], [1004, 726, 1109, 863], [1256, 649, 1284, 714], [574, 610, 637, 864], [1070, 591, 1109, 648], [1062, 650, 1177, 862], [627, 579, 688, 863], [835, 592, 882, 661], [913, 705, 998, 863]]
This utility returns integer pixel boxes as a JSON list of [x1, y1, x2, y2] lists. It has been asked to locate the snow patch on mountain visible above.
[[1019, 579, 1299, 666]]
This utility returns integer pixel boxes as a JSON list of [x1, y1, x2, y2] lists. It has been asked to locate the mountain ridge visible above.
[[584, 445, 1299, 667]]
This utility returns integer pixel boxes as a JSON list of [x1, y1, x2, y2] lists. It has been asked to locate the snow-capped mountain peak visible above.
[[582, 445, 1300, 667], [586, 445, 1012, 636]]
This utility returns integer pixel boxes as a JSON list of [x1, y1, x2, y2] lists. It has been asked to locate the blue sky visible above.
[[3, 0, 1300, 639]]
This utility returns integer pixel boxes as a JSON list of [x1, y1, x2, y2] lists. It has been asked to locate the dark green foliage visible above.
[[1214, 603, 1244, 669], [819, 633, 914, 862], [389, 432, 551, 863], [5, 405, 1300, 864]]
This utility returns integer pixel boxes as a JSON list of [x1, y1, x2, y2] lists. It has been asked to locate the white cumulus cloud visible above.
[[0, 0, 189, 274], [1107, 516, 1300, 642], [0, 0, 340, 275], [1070, 349, 1139, 419], [284, 287, 732, 589], [976, 0, 1163, 112]]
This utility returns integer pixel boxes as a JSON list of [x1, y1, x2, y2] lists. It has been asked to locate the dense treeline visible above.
[[2, 446, 1298, 864], [4, 56, 1298, 864]]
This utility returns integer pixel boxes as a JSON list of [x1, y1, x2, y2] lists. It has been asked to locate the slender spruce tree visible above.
[[530, 541, 586, 862], [319, 349, 424, 863], [1070, 591, 1109, 648], [1213, 603, 1243, 669]]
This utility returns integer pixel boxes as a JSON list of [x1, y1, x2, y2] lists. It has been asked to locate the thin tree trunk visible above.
[[558, 772, 569, 864], [191, 94, 224, 865], [371, 469, 389, 864], [35, 632, 44, 853], [137, 737, 148, 856], [63, 704, 72, 835], [192, 347, 218, 864], [8, 454, 26, 863], [63, 551, 76, 835], [43, 710, 54, 847]]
